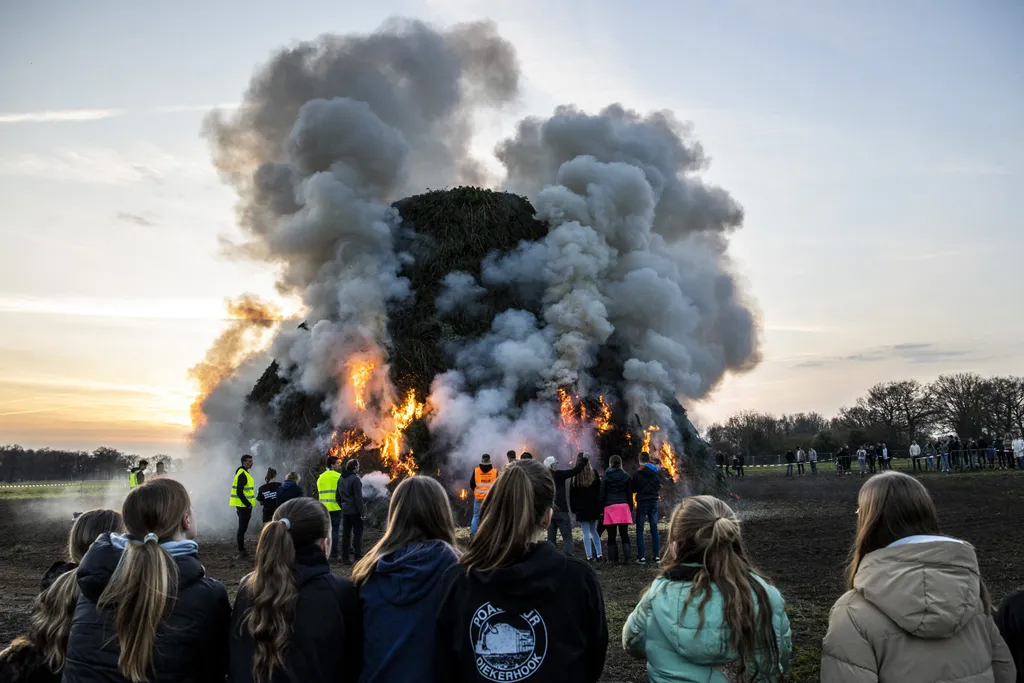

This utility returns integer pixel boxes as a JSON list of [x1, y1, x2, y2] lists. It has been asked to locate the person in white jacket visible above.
[[796, 448, 806, 476], [909, 441, 922, 472], [808, 447, 818, 475], [1014, 434, 1024, 469]]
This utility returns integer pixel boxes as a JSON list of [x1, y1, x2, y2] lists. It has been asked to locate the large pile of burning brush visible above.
[[193, 19, 759, 506]]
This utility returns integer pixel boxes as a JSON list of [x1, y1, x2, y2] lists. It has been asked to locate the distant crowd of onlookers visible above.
[[716, 432, 1024, 478]]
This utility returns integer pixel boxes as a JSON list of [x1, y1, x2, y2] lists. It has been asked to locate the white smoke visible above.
[[361, 471, 392, 499], [198, 18, 759, 486]]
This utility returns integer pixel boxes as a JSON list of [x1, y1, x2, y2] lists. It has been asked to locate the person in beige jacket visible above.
[[821, 471, 1015, 683]]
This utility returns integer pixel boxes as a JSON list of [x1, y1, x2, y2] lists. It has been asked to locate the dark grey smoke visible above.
[[196, 18, 759, 477]]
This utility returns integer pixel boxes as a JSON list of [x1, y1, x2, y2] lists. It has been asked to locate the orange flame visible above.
[[379, 389, 425, 479], [640, 425, 679, 481], [459, 489, 468, 501], [594, 396, 612, 434], [349, 359, 375, 411], [329, 428, 368, 460], [659, 442, 678, 480]]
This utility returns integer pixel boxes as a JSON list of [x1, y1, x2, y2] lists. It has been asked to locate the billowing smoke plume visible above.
[[194, 18, 760, 485], [189, 294, 280, 438], [203, 18, 519, 438]]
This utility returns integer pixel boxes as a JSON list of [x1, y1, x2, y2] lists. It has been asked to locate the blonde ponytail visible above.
[[662, 496, 780, 682], [461, 459, 554, 574], [98, 479, 191, 683], [4, 508, 124, 675]]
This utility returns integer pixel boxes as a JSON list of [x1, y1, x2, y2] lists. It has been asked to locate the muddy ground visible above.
[[2, 469, 1022, 682]]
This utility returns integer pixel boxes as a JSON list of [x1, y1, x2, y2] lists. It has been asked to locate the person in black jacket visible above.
[[62, 479, 231, 683], [256, 468, 282, 525], [435, 459, 607, 683], [602, 454, 633, 563], [276, 471, 303, 506], [569, 459, 603, 562], [0, 510, 124, 683], [543, 454, 588, 557], [784, 450, 795, 477], [339, 459, 364, 565], [996, 589, 1024, 683], [632, 452, 662, 565], [230, 497, 362, 683]]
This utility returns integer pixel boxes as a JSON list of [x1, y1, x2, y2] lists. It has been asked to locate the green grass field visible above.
[[0, 480, 119, 500]]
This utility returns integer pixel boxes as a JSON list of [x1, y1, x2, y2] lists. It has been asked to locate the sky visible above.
[[0, 0, 1021, 457]]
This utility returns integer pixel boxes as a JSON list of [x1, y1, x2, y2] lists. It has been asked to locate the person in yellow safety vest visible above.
[[469, 454, 496, 538], [317, 456, 344, 561], [128, 459, 148, 488], [230, 453, 255, 559]]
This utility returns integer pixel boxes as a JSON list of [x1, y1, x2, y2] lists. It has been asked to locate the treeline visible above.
[[0, 446, 175, 483], [706, 373, 1024, 457]]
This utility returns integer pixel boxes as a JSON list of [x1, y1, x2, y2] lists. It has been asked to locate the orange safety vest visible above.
[[473, 466, 497, 500]]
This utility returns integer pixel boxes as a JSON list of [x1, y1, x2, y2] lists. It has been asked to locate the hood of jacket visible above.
[[855, 536, 981, 639], [370, 540, 458, 606], [280, 479, 299, 492], [472, 542, 567, 598], [77, 533, 205, 603], [476, 463, 493, 474], [341, 469, 358, 480], [641, 573, 787, 669]]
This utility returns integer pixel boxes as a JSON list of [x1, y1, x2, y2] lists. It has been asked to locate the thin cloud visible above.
[[153, 103, 240, 113], [0, 145, 214, 185], [929, 160, 1009, 177], [0, 108, 126, 124], [793, 343, 977, 369], [117, 211, 156, 227]]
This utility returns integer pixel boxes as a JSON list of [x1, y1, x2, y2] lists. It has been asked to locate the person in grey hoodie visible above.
[[339, 460, 364, 565], [821, 471, 1014, 683]]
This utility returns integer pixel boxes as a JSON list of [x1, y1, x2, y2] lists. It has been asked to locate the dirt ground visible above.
[[2, 470, 1023, 682]]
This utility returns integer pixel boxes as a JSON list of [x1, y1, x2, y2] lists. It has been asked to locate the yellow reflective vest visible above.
[[229, 468, 255, 507], [129, 469, 143, 488], [474, 466, 497, 500], [318, 470, 342, 512]]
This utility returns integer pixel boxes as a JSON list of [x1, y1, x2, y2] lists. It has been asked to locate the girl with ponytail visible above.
[[434, 459, 608, 683], [623, 496, 791, 683], [0, 509, 123, 683], [229, 497, 362, 683], [62, 478, 231, 683]]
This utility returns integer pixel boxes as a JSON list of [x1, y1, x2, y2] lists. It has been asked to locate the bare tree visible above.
[[928, 373, 989, 438]]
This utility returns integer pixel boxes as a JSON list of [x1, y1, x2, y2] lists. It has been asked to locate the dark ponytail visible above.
[[243, 497, 329, 683]]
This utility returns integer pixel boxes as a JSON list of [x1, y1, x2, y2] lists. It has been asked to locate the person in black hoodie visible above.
[[339, 459, 365, 565], [435, 459, 607, 683], [352, 476, 459, 683], [996, 590, 1024, 683], [602, 455, 633, 563], [544, 454, 589, 557], [62, 479, 230, 683], [256, 468, 282, 525], [0, 510, 124, 683], [569, 459, 603, 562], [276, 471, 303, 506], [632, 452, 662, 565], [230, 497, 362, 683]]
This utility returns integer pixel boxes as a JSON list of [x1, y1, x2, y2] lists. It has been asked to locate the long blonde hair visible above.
[[4, 510, 123, 674], [571, 455, 596, 487], [352, 476, 457, 587], [242, 497, 329, 683], [97, 479, 191, 683], [659, 496, 779, 682], [461, 459, 555, 573]]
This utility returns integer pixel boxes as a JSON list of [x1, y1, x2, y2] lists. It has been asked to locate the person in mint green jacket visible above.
[[622, 495, 791, 683]]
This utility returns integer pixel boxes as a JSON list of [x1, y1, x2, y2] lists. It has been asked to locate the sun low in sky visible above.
[[0, 0, 1021, 457]]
